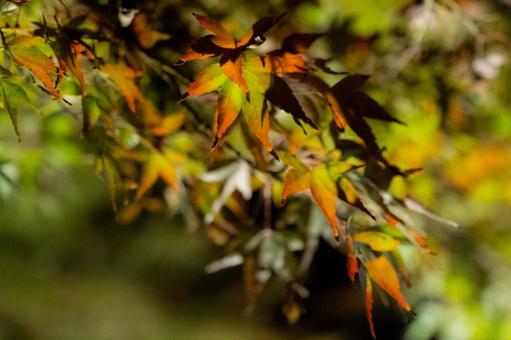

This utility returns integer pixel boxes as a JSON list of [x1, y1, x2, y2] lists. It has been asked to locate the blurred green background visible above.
[[1, 0, 511, 339]]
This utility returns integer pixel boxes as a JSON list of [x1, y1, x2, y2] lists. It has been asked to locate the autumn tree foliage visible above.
[[0, 0, 457, 336]]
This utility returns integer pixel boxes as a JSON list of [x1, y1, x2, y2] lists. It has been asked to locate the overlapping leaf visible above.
[[329, 75, 404, 164], [136, 148, 181, 199], [364, 255, 411, 337], [102, 63, 143, 112], [282, 157, 341, 240], [7, 35, 61, 99], [181, 13, 284, 90]]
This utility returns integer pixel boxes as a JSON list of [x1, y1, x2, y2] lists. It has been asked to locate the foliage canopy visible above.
[[0, 0, 475, 337]]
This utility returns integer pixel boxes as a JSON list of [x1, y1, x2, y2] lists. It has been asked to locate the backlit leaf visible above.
[[365, 255, 411, 312], [220, 54, 248, 92], [102, 63, 143, 113], [346, 235, 359, 282], [282, 168, 311, 202], [185, 62, 227, 97], [365, 275, 376, 338], [136, 150, 178, 199], [8, 35, 61, 99], [354, 231, 400, 252], [215, 79, 243, 142], [310, 164, 340, 240]]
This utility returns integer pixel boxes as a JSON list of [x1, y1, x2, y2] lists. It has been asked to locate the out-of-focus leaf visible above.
[[102, 63, 143, 112], [354, 231, 400, 252], [136, 149, 179, 199], [133, 13, 170, 49], [8, 35, 61, 99], [98, 155, 121, 212], [150, 110, 187, 137], [1, 81, 28, 142], [282, 299, 302, 324], [81, 95, 102, 135], [55, 40, 91, 95], [202, 161, 252, 224], [282, 168, 311, 202], [205, 253, 244, 273]]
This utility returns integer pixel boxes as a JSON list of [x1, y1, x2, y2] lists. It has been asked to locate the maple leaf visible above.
[[364, 255, 411, 338], [7, 35, 62, 99], [263, 33, 322, 74], [183, 54, 274, 150], [0, 80, 29, 142], [201, 161, 252, 224], [136, 148, 181, 199], [265, 74, 318, 131], [365, 274, 376, 338], [132, 13, 170, 49], [181, 13, 284, 90], [150, 110, 187, 137], [336, 175, 375, 219], [184, 53, 318, 150], [354, 231, 400, 252], [56, 40, 91, 95], [117, 197, 165, 224], [329, 75, 404, 165], [102, 63, 143, 113], [281, 156, 341, 240], [346, 235, 359, 283], [365, 255, 411, 310]]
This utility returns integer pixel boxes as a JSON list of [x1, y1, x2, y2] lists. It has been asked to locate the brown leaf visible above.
[[266, 75, 317, 130], [181, 14, 284, 63], [281, 33, 323, 53], [192, 13, 236, 48]]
